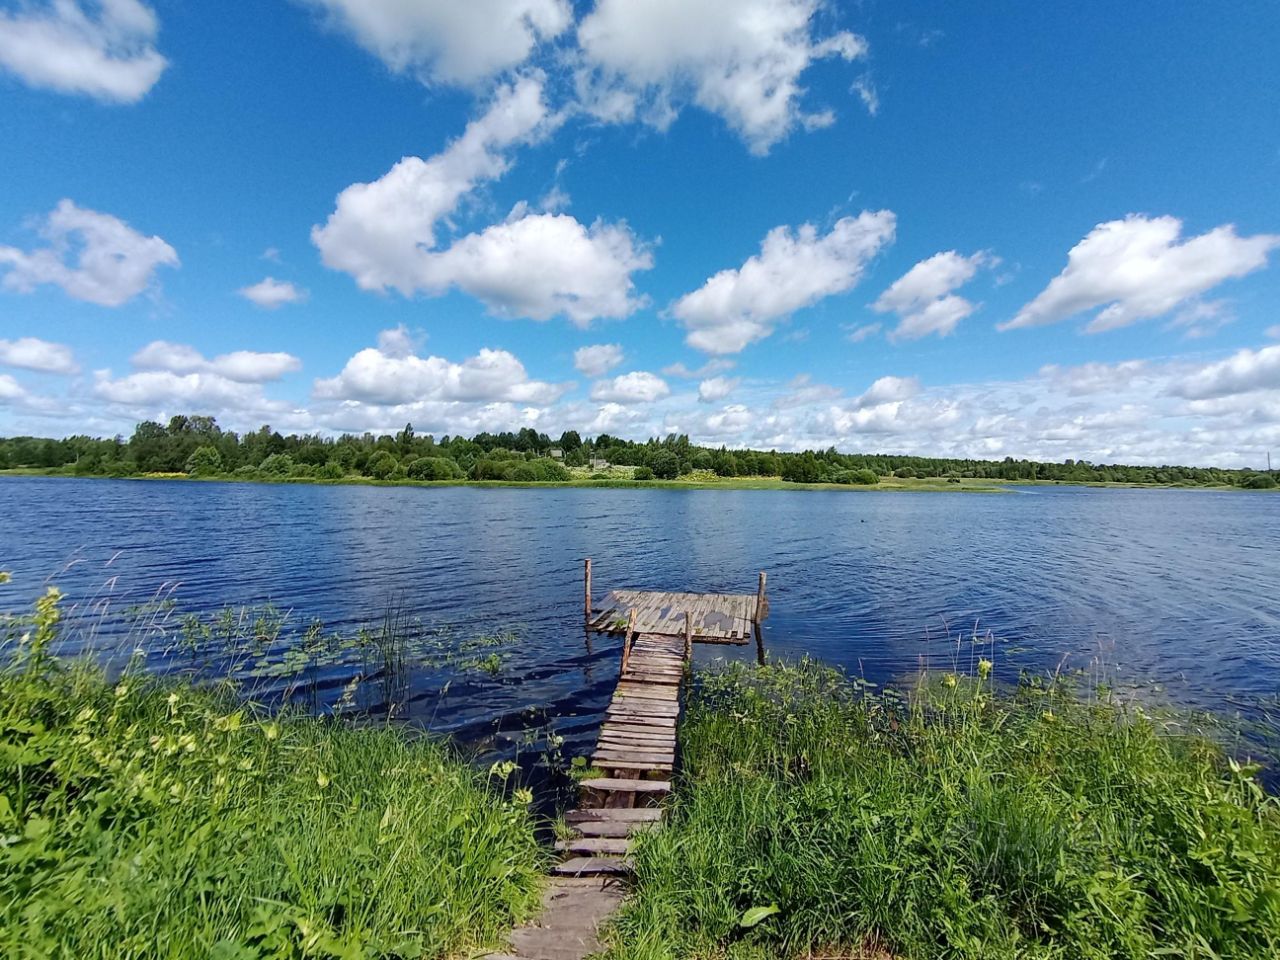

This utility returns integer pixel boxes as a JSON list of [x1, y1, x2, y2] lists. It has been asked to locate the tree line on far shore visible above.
[[1, 414, 1276, 488]]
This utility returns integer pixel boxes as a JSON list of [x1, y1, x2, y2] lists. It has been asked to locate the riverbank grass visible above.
[[0, 589, 544, 959], [609, 661, 1280, 960]]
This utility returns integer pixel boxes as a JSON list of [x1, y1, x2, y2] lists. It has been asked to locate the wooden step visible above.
[[603, 711, 676, 728], [593, 750, 675, 767], [565, 807, 664, 823], [555, 836, 631, 855], [600, 721, 677, 739], [570, 819, 658, 838], [551, 856, 631, 877], [596, 742, 675, 757], [579, 777, 671, 794]]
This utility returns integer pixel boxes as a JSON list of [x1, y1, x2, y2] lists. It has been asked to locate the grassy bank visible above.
[[609, 661, 1280, 960], [0, 467, 1017, 493], [0, 589, 544, 959]]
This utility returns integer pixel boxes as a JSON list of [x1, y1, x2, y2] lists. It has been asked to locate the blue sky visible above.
[[1, 1, 1279, 466]]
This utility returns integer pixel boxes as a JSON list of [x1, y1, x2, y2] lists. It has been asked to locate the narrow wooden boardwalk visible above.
[[486, 565, 768, 958], [553, 632, 687, 877]]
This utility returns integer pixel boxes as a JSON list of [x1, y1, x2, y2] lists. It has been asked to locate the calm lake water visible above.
[[2, 476, 1278, 761]]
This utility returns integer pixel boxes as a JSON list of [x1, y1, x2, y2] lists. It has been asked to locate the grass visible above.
[[606, 660, 1280, 960], [0, 467, 1011, 493], [0, 588, 544, 959]]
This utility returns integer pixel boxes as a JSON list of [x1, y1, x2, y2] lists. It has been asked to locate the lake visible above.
[[2, 476, 1278, 761]]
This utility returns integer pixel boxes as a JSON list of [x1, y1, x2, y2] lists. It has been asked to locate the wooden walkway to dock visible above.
[[554, 562, 770, 877], [486, 563, 768, 958]]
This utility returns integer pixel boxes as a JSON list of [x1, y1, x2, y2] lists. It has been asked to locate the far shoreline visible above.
[[4, 467, 1276, 494]]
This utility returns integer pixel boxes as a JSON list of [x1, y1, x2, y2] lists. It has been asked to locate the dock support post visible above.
[[584, 558, 593, 625], [754, 571, 768, 667], [620, 608, 637, 674], [684, 611, 693, 664]]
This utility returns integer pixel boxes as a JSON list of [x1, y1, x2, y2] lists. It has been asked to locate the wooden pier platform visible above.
[[583, 559, 769, 646], [550, 563, 769, 877], [489, 565, 770, 958]]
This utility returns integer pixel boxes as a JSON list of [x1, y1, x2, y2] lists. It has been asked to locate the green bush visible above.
[[633, 466, 654, 481], [609, 661, 1280, 960], [407, 456, 463, 481], [0, 591, 543, 959], [257, 453, 294, 477], [185, 445, 223, 477], [364, 450, 397, 480], [318, 461, 346, 480], [1242, 473, 1277, 489], [650, 450, 680, 480]]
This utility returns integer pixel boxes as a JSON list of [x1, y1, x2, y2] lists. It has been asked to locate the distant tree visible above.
[[258, 453, 294, 477], [407, 456, 463, 481], [633, 466, 654, 481], [781, 452, 821, 483], [651, 449, 680, 479], [1242, 473, 1277, 489], [185, 446, 223, 477], [396, 423, 415, 457], [365, 450, 397, 479]]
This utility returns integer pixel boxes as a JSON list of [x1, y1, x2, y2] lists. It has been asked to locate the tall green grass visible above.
[[0, 588, 544, 959], [608, 661, 1280, 960]]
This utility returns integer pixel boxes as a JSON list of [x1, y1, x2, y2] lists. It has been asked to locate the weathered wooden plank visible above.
[[555, 837, 631, 856], [566, 807, 663, 823], [593, 753, 674, 769], [552, 856, 631, 877], [570, 819, 658, 838], [599, 726, 676, 743], [604, 710, 677, 727], [579, 777, 671, 793]]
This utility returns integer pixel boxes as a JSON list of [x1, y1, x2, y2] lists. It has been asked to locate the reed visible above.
[[0, 588, 544, 959], [607, 660, 1280, 960]]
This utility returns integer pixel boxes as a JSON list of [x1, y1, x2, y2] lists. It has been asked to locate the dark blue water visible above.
[[2, 477, 1278, 757]]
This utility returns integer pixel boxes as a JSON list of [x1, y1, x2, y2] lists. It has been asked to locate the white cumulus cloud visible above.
[[239, 277, 308, 309], [0, 200, 178, 306], [0, 373, 28, 402], [576, 0, 868, 154], [589, 371, 670, 404], [1005, 215, 1280, 333], [303, 0, 571, 87], [313, 76, 553, 294], [1168, 344, 1280, 401], [419, 213, 652, 326], [697, 376, 738, 403], [0, 0, 167, 103], [874, 250, 992, 342], [132, 341, 302, 383], [672, 211, 896, 354], [574, 343, 624, 377], [0, 337, 78, 374], [315, 332, 568, 407]]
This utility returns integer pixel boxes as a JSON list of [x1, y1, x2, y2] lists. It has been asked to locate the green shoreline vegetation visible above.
[[2, 414, 1276, 491], [608, 662, 1280, 960], [5, 585, 1280, 958], [1, 585, 544, 959]]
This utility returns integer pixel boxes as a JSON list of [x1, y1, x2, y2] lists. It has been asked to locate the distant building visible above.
[[549, 448, 564, 460], [589, 458, 610, 470]]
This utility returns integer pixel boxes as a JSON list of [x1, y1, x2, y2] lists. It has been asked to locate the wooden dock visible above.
[[489, 564, 770, 957], [551, 562, 769, 877]]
